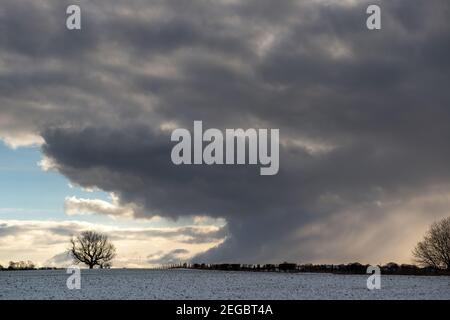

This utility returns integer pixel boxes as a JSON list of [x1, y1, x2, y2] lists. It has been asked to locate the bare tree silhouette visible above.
[[70, 231, 116, 269], [413, 217, 450, 270]]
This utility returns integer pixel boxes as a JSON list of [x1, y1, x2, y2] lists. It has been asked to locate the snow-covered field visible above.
[[0, 269, 448, 300]]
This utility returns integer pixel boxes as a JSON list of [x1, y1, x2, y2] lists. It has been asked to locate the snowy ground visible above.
[[0, 269, 448, 300]]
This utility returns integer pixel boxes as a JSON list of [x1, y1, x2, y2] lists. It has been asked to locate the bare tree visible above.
[[70, 231, 116, 269], [413, 217, 450, 270]]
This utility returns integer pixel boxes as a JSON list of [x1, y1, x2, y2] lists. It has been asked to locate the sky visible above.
[[0, 141, 225, 267], [1, 0, 450, 267]]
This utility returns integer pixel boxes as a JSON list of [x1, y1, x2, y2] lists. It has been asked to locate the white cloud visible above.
[[64, 195, 137, 219], [0, 132, 44, 149], [37, 155, 58, 171]]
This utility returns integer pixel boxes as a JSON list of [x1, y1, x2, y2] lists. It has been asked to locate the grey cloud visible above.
[[147, 248, 189, 264], [2, 0, 450, 263], [45, 251, 73, 267], [0, 224, 22, 237], [109, 226, 226, 244]]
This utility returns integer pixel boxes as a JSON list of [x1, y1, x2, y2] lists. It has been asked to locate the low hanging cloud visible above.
[[147, 249, 190, 265], [1, 0, 450, 264], [64, 195, 139, 219], [45, 251, 73, 268]]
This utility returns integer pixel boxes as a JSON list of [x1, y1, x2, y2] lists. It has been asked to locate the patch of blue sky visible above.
[[0, 142, 211, 229], [0, 142, 109, 222]]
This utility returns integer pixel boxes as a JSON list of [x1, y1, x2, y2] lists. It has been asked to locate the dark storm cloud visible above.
[[2, 0, 450, 262]]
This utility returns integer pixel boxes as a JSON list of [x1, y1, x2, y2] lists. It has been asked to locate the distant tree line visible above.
[[3, 260, 35, 270], [167, 261, 449, 275], [0, 260, 58, 271]]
